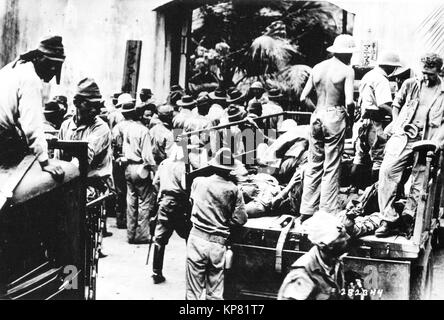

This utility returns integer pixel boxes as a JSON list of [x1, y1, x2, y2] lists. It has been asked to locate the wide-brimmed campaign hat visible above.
[[176, 95, 196, 108], [226, 89, 246, 104], [327, 34, 358, 54], [74, 78, 102, 103], [208, 148, 240, 171], [268, 88, 283, 99], [250, 81, 265, 94], [120, 103, 137, 114], [116, 93, 136, 108], [227, 104, 247, 122], [209, 87, 227, 102]]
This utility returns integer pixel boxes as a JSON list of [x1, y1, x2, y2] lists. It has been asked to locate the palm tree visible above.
[[190, 1, 341, 108]]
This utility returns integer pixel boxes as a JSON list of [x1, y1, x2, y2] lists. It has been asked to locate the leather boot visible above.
[[152, 245, 166, 284], [375, 220, 399, 238]]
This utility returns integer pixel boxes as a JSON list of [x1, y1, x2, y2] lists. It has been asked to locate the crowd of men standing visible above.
[[1, 32, 444, 300]]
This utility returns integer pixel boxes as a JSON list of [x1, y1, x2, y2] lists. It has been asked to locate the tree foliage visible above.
[[191, 0, 340, 67]]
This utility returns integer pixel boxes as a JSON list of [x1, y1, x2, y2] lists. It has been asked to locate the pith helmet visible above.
[[327, 34, 358, 54]]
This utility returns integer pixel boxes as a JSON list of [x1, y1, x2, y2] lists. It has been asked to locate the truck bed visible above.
[[234, 215, 426, 260]]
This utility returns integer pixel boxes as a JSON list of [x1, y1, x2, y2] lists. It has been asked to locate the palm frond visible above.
[[243, 35, 298, 76]]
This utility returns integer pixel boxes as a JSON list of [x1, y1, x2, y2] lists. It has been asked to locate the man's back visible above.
[[190, 174, 247, 238], [312, 57, 353, 107]]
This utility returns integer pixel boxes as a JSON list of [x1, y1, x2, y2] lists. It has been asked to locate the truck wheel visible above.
[[432, 227, 444, 250]]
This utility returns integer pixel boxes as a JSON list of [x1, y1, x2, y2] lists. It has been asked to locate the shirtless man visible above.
[[299, 34, 356, 221]]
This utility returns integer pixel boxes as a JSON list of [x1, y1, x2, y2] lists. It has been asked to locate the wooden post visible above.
[[122, 40, 143, 97]]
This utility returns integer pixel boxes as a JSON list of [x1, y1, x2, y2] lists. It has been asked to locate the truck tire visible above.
[[432, 227, 444, 250]]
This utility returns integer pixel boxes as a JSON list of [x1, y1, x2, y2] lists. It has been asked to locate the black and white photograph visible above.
[[0, 0, 444, 304]]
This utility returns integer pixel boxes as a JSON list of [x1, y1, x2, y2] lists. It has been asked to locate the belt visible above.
[[323, 105, 345, 111], [161, 190, 188, 200], [190, 227, 227, 246]]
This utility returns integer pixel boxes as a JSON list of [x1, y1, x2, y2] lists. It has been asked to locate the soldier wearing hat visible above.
[[112, 94, 156, 243], [351, 51, 402, 190], [226, 89, 247, 108], [0, 35, 65, 179], [262, 88, 284, 129], [58, 77, 114, 238], [209, 104, 248, 159], [150, 143, 202, 284], [43, 101, 64, 132], [299, 34, 357, 221], [139, 88, 153, 104], [278, 211, 350, 300], [173, 95, 196, 131], [167, 84, 185, 113], [58, 78, 113, 179], [108, 93, 130, 129], [150, 104, 175, 165], [376, 53, 444, 237], [209, 87, 227, 108], [207, 87, 226, 126], [186, 148, 247, 300], [248, 81, 265, 102]]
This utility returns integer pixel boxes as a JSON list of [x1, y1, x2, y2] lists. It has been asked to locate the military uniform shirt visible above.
[[190, 174, 247, 238], [59, 116, 113, 178], [112, 119, 155, 166], [0, 61, 49, 162], [153, 157, 187, 197], [149, 121, 174, 165], [358, 66, 392, 112]]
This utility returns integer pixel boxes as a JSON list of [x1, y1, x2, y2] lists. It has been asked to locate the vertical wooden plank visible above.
[[122, 40, 143, 97]]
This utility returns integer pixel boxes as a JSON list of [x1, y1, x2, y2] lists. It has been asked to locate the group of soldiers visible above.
[[1, 32, 444, 300], [280, 34, 444, 300], [0, 34, 291, 300]]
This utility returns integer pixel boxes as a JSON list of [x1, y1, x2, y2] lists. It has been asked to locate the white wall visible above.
[[0, 0, 164, 106], [330, 0, 444, 73]]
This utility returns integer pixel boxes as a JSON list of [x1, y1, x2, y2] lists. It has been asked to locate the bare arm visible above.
[[391, 81, 409, 120], [345, 67, 355, 108], [300, 73, 313, 101]]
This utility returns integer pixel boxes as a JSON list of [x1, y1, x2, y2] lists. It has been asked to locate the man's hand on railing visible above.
[[245, 116, 259, 129]]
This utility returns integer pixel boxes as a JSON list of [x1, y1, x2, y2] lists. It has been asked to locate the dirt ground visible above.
[[97, 218, 444, 300]]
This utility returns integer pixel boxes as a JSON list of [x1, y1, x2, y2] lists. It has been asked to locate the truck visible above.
[[180, 110, 443, 300], [0, 140, 111, 300]]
